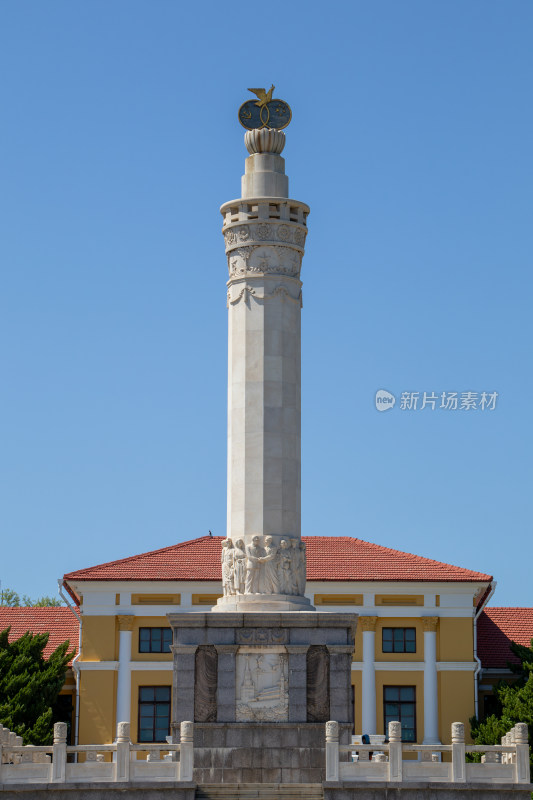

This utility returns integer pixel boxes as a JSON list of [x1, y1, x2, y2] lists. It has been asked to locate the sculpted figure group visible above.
[[221, 535, 306, 597]]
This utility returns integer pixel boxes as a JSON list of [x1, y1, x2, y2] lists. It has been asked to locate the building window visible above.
[[139, 627, 172, 653], [384, 686, 416, 742], [382, 627, 416, 653], [138, 687, 171, 742]]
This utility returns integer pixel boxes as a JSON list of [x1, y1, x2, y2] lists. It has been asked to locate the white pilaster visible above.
[[116, 616, 133, 727], [423, 617, 440, 744], [360, 617, 377, 735]]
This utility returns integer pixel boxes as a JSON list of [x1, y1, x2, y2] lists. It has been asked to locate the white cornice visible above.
[[351, 661, 477, 672], [78, 661, 173, 672]]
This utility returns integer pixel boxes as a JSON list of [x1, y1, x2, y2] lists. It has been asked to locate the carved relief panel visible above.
[[235, 646, 289, 722], [194, 645, 218, 723]]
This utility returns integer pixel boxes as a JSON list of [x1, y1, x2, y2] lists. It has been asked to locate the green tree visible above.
[[0, 588, 21, 606], [0, 626, 75, 744], [0, 587, 62, 607], [470, 639, 533, 769], [25, 595, 62, 607]]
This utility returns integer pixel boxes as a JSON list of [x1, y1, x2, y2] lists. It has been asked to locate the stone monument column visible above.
[[168, 93, 358, 783], [214, 124, 313, 612]]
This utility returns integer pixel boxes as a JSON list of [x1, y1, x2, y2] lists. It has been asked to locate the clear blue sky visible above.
[[1, 1, 531, 606]]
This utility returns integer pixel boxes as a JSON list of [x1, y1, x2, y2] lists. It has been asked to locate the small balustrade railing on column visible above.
[[0, 720, 194, 785], [325, 720, 530, 785]]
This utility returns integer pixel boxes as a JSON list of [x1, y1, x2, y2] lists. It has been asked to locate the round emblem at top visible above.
[[238, 86, 292, 131]]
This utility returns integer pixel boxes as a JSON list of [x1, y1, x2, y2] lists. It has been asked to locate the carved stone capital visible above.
[[116, 722, 130, 742], [451, 721, 464, 743], [170, 645, 198, 655], [180, 721, 194, 743], [53, 722, 68, 744], [359, 616, 378, 632], [117, 615, 134, 632], [326, 720, 339, 742], [422, 616, 439, 633], [326, 645, 356, 655], [213, 644, 238, 654], [388, 721, 402, 742], [514, 723, 528, 744]]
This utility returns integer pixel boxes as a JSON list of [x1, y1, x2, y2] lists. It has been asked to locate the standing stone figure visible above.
[[233, 538, 246, 594], [261, 535, 280, 594], [221, 538, 235, 596], [290, 539, 300, 594], [278, 539, 292, 595], [245, 535, 265, 594], [298, 539, 307, 595]]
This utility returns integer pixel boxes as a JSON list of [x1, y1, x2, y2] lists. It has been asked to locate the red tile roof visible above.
[[64, 535, 492, 584], [478, 607, 533, 669], [0, 607, 78, 664]]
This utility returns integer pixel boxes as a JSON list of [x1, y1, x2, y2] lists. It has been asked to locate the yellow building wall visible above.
[[375, 671, 424, 741], [130, 670, 173, 743], [81, 616, 116, 661], [351, 670, 362, 733], [78, 670, 116, 745], [438, 618, 473, 661], [439, 671, 475, 744]]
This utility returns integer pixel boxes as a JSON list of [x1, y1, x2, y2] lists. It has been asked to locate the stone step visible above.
[[196, 783, 324, 800]]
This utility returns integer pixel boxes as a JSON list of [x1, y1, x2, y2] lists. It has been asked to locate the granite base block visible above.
[[323, 784, 533, 800], [188, 722, 351, 784]]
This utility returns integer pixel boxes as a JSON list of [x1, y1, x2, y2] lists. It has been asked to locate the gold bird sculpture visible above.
[[247, 85, 275, 108]]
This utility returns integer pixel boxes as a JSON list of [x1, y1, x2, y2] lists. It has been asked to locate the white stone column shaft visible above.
[[423, 617, 440, 744], [116, 616, 133, 727], [216, 128, 313, 613], [361, 618, 377, 735]]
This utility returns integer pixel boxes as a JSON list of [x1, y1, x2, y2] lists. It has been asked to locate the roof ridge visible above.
[[305, 534, 492, 578], [64, 535, 219, 578]]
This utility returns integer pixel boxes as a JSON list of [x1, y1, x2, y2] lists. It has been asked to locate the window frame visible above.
[[383, 685, 417, 742], [137, 686, 171, 743], [138, 627, 173, 654], [382, 627, 416, 654]]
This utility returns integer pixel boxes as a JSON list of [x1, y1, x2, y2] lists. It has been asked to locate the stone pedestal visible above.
[[168, 612, 356, 783]]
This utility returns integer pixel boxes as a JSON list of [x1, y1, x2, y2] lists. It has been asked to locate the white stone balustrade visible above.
[[326, 720, 531, 785], [0, 720, 194, 785]]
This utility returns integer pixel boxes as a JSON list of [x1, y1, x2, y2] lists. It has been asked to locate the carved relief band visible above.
[[219, 536, 307, 599], [194, 645, 218, 723]]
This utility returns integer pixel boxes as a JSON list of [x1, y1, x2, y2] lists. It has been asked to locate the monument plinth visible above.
[[169, 91, 357, 783]]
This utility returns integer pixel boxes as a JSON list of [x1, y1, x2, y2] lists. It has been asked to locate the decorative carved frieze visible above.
[[236, 628, 288, 645], [220, 535, 307, 599], [224, 221, 306, 250], [227, 283, 302, 308], [228, 244, 302, 279]]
